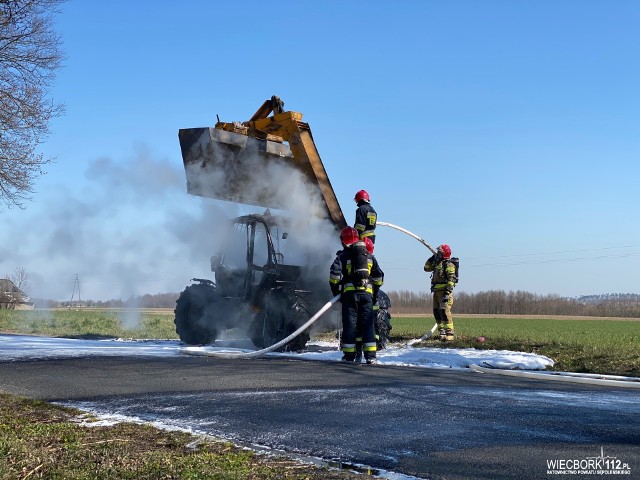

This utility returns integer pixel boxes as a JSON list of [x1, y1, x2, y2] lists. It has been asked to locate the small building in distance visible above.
[[0, 279, 35, 310]]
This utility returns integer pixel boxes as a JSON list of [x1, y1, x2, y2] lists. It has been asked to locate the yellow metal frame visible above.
[[215, 107, 346, 230]]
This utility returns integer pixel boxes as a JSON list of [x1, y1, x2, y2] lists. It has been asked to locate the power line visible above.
[[465, 252, 640, 268], [69, 274, 81, 306], [382, 252, 640, 270], [464, 244, 640, 261]]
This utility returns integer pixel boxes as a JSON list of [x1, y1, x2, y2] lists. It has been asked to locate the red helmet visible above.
[[340, 226, 360, 246], [364, 237, 374, 254], [354, 190, 370, 203], [438, 244, 452, 259]]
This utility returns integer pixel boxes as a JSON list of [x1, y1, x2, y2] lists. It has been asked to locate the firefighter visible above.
[[424, 244, 456, 341], [354, 190, 377, 244], [354, 237, 385, 362], [329, 227, 384, 364]]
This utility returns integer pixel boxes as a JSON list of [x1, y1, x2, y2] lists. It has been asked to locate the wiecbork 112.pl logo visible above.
[[547, 447, 631, 475]]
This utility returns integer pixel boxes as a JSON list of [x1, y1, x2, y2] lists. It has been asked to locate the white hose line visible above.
[[181, 295, 341, 359], [537, 370, 640, 381], [377, 221, 437, 255], [379, 222, 639, 385], [378, 221, 438, 345], [469, 364, 640, 389], [406, 323, 438, 347]]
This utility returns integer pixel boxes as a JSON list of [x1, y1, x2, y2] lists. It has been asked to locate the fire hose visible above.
[[377, 221, 437, 255], [377, 223, 640, 387], [183, 222, 640, 388], [181, 221, 438, 359], [376, 221, 439, 345], [181, 295, 341, 359], [469, 364, 640, 389]]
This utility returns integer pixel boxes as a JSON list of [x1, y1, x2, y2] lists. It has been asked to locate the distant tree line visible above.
[[36, 293, 179, 309], [387, 290, 640, 318], [35, 290, 640, 318]]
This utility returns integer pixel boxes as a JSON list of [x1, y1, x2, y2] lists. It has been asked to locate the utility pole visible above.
[[69, 274, 81, 308]]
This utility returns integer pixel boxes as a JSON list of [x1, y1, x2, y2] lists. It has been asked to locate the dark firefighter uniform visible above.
[[354, 201, 377, 243], [424, 254, 457, 340], [355, 252, 385, 361], [329, 242, 384, 362]]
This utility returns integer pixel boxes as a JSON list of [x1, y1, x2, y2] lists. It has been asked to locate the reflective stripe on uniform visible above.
[[342, 343, 356, 353], [343, 283, 373, 294], [362, 342, 377, 352]]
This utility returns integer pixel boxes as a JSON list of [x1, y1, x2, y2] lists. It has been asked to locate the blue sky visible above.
[[1, 1, 639, 301]]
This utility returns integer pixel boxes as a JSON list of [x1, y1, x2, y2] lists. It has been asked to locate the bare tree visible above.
[[10, 265, 30, 293], [0, 266, 31, 308], [0, 0, 64, 209]]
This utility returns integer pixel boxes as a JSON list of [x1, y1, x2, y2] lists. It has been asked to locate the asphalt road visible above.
[[1, 355, 638, 480]]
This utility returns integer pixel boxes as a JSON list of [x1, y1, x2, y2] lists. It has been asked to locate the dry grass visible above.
[[0, 394, 362, 480]]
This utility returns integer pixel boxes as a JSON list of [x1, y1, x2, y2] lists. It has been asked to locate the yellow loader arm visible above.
[[178, 96, 347, 230]]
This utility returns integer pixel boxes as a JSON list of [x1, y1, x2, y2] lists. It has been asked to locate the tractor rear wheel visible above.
[[249, 290, 311, 352], [375, 309, 392, 349], [174, 282, 219, 345], [374, 290, 392, 349]]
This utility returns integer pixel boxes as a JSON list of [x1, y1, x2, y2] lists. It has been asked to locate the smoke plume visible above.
[[1, 143, 341, 313]]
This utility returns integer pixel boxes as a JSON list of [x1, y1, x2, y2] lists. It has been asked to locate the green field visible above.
[[1, 309, 639, 377], [0, 309, 177, 340]]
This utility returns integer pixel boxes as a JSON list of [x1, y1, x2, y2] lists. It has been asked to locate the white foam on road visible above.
[[0, 334, 554, 370]]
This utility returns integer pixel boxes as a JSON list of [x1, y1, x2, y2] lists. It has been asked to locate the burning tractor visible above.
[[174, 96, 391, 351], [174, 212, 331, 351]]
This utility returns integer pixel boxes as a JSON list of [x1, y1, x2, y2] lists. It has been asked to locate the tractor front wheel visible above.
[[174, 282, 219, 345]]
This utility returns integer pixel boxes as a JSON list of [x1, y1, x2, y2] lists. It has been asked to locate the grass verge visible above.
[[0, 309, 176, 340], [0, 393, 360, 480]]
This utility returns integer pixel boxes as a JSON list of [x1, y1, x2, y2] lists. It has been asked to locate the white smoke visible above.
[[182, 129, 341, 293], [0, 142, 341, 310], [1, 146, 234, 303]]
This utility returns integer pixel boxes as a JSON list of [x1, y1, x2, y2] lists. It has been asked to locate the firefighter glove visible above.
[[442, 293, 450, 304], [372, 286, 380, 305]]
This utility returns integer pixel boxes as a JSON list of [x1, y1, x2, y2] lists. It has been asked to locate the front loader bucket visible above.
[[178, 127, 346, 229], [179, 128, 297, 210]]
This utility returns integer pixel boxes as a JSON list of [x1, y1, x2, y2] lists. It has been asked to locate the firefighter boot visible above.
[[437, 328, 446, 341], [355, 341, 363, 363], [364, 353, 377, 365], [341, 352, 356, 362], [444, 328, 455, 341]]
